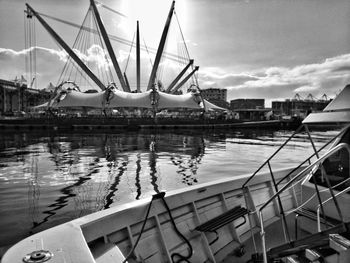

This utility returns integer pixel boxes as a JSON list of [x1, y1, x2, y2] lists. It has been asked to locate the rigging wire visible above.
[[124, 32, 135, 73], [30, 11, 188, 64], [24, 12, 29, 85], [174, 11, 199, 88], [58, 6, 92, 87], [33, 20, 37, 89], [95, 1, 127, 18], [28, 18, 33, 87], [24, 3, 200, 93], [91, 8, 109, 86], [174, 11, 191, 62], [25, 14, 38, 89], [177, 11, 198, 90], [143, 38, 154, 72]]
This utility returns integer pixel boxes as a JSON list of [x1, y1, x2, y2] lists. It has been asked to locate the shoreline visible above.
[[0, 117, 301, 132]]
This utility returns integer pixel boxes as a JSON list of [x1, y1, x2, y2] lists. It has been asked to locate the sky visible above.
[[1, 0, 350, 106]]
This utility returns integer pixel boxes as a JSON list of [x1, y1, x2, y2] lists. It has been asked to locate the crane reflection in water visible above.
[[3, 128, 326, 247], [21, 131, 209, 234]]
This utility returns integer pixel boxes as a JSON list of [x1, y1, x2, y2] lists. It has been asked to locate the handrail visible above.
[[242, 124, 342, 246], [276, 135, 338, 186], [259, 142, 350, 215], [242, 124, 347, 189], [241, 124, 304, 189], [259, 142, 350, 263], [317, 185, 350, 232]]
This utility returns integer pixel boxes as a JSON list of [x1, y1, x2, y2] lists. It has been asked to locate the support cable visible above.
[[174, 12, 191, 61], [91, 8, 113, 86], [124, 32, 135, 73], [143, 38, 154, 69], [95, 1, 127, 18], [24, 12, 29, 85], [28, 10, 187, 63], [32, 19, 36, 88]]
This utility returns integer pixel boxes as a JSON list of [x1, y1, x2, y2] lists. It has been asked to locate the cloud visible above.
[[198, 53, 350, 101], [0, 47, 67, 86], [199, 67, 260, 87], [1, 46, 350, 99], [0, 46, 129, 89], [294, 85, 318, 93]]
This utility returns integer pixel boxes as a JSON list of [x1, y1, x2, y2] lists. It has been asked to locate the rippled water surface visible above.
[[0, 128, 340, 249]]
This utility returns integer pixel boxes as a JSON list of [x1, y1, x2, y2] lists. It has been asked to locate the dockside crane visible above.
[[89, 0, 130, 92], [147, 1, 176, 91], [170, 66, 200, 94], [25, 3, 107, 91], [165, 59, 194, 93]]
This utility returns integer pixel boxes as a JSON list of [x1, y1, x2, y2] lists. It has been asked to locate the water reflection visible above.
[[6, 132, 210, 227], [103, 160, 127, 209], [0, 129, 335, 248]]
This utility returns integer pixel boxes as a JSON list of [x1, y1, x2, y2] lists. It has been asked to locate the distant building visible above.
[[229, 99, 268, 121], [230, 99, 265, 110], [0, 78, 51, 116], [272, 98, 331, 119], [201, 88, 228, 108]]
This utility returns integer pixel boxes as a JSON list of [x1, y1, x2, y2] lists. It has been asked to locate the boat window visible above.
[[309, 129, 350, 192]]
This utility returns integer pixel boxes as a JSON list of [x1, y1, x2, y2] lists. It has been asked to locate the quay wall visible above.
[[0, 117, 300, 132]]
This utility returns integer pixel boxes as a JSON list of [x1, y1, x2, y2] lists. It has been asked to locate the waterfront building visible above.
[[230, 98, 265, 110], [200, 88, 229, 109], [0, 78, 52, 116], [271, 95, 331, 119], [229, 99, 269, 121]]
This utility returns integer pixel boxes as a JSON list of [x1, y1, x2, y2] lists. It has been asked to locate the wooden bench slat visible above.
[[195, 205, 248, 233]]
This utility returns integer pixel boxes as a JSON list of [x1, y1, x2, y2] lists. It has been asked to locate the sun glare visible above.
[[116, 0, 187, 47]]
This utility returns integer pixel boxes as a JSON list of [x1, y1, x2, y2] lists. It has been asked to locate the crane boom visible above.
[[166, 59, 193, 93], [147, 1, 175, 91], [25, 3, 106, 91], [90, 0, 129, 92], [171, 66, 199, 94]]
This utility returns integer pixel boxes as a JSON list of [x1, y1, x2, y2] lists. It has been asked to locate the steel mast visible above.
[[165, 59, 193, 93], [136, 21, 141, 93], [171, 66, 199, 94], [147, 1, 175, 91], [89, 0, 130, 92], [25, 3, 107, 91]]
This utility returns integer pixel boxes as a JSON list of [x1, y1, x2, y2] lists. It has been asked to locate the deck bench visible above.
[[195, 205, 248, 245]]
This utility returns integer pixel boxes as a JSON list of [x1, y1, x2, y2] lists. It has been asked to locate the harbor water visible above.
[[0, 128, 340, 253]]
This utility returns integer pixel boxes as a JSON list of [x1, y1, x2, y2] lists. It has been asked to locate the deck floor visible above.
[[221, 214, 308, 263]]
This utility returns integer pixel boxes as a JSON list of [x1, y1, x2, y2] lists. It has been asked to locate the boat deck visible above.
[[222, 213, 308, 263]]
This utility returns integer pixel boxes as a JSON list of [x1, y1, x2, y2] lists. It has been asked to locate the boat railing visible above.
[[241, 124, 347, 189], [241, 124, 337, 244], [242, 124, 349, 244], [316, 184, 350, 232], [258, 142, 350, 263]]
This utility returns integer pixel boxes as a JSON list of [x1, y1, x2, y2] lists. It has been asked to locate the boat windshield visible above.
[[309, 128, 350, 192]]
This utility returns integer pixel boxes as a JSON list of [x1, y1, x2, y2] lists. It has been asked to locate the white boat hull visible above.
[[2, 167, 301, 263]]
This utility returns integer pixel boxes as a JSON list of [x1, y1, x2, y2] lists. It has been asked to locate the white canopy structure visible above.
[[108, 90, 153, 109], [40, 89, 224, 112], [50, 91, 105, 108], [203, 99, 227, 111], [303, 84, 350, 124], [157, 92, 201, 109]]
